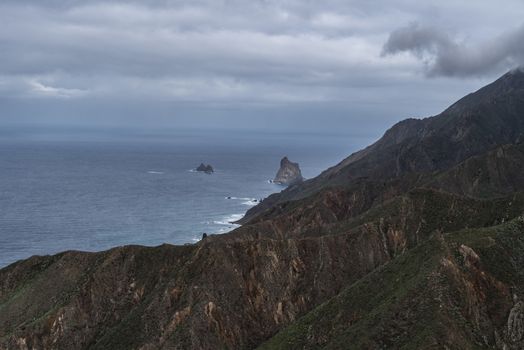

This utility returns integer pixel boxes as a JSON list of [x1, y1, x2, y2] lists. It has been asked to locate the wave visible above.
[[213, 213, 243, 226], [147, 171, 164, 174], [212, 213, 243, 232]]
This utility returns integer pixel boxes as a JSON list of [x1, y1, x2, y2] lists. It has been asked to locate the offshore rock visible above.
[[196, 163, 214, 174], [273, 157, 303, 186]]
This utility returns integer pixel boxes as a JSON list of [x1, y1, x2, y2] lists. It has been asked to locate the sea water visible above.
[[0, 129, 367, 267]]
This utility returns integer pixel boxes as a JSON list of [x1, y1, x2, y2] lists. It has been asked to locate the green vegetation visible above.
[[259, 218, 524, 349]]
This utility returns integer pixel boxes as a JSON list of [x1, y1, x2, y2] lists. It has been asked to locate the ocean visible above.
[[0, 129, 366, 268]]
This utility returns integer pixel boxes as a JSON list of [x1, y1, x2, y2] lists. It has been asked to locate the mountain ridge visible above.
[[239, 69, 524, 224]]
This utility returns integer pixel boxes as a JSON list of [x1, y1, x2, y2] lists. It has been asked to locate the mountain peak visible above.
[[497, 67, 524, 87], [242, 69, 524, 223], [508, 66, 524, 75], [442, 68, 524, 116], [480, 67, 524, 96]]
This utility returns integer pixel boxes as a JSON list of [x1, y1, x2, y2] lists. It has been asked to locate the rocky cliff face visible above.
[[1, 70, 524, 349], [260, 217, 524, 349], [273, 157, 303, 186], [0, 233, 393, 349]]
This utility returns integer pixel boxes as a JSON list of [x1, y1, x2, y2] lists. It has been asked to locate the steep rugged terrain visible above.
[[1, 69, 524, 349], [240, 69, 524, 224], [260, 217, 524, 349]]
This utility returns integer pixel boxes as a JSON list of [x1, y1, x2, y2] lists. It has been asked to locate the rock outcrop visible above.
[[273, 157, 303, 186], [507, 299, 524, 346], [196, 163, 214, 174]]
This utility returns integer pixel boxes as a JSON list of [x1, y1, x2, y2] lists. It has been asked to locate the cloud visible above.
[[2, 0, 524, 132], [29, 81, 88, 98], [0, 1, 400, 103], [382, 22, 524, 77]]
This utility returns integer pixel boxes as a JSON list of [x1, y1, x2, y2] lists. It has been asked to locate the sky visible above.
[[1, 0, 524, 137]]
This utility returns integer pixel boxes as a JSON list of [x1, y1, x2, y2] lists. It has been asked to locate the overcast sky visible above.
[[1, 0, 524, 136]]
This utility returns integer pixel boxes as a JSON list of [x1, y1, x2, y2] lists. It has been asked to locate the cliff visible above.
[[2, 70, 524, 349]]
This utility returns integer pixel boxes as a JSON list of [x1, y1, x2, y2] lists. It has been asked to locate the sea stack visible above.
[[196, 163, 214, 174], [273, 156, 303, 186]]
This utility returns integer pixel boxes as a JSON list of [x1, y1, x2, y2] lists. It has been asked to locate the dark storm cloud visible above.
[[383, 22, 524, 77]]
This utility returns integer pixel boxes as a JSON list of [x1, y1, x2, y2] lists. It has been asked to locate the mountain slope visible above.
[[259, 217, 524, 350], [2, 190, 522, 349], [240, 69, 524, 224], [229, 142, 524, 243]]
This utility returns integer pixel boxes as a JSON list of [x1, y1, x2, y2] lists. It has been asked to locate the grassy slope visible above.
[[259, 217, 524, 349]]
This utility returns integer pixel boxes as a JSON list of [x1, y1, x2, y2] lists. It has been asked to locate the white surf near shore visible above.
[[195, 213, 244, 241], [212, 213, 243, 233]]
